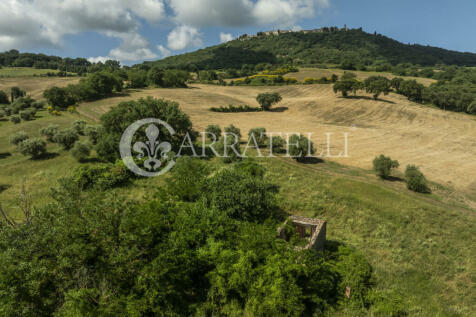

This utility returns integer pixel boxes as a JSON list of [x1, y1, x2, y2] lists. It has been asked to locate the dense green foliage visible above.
[[0, 159, 377, 315], [143, 28, 476, 71], [0, 91, 8, 104], [373, 155, 400, 179], [209, 104, 261, 112], [405, 165, 430, 193], [9, 131, 29, 145], [71, 141, 91, 162], [17, 138, 47, 159], [205, 124, 222, 140], [256, 92, 282, 111], [69, 161, 131, 190], [364, 76, 392, 100], [248, 127, 268, 148], [53, 129, 79, 150], [96, 97, 196, 162], [40, 125, 59, 142], [288, 134, 315, 162]]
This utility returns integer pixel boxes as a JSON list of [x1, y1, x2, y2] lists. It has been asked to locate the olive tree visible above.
[[18, 138, 47, 159], [10, 131, 29, 145], [54, 129, 79, 150], [373, 155, 400, 179], [287, 134, 315, 162], [405, 165, 430, 193], [256, 93, 282, 111]]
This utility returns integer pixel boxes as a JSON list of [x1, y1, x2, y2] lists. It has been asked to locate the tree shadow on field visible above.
[[297, 157, 324, 165], [385, 176, 405, 183], [343, 95, 395, 104], [0, 184, 11, 194], [33, 152, 59, 161], [269, 107, 289, 113], [0, 152, 12, 159]]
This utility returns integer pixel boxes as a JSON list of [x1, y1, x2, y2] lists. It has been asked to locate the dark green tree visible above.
[[373, 155, 400, 179], [256, 92, 282, 111]]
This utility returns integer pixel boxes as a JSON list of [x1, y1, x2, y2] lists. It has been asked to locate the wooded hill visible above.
[[143, 28, 476, 70]]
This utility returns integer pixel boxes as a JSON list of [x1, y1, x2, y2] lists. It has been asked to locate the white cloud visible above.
[[0, 0, 166, 62], [168, 0, 329, 28], [167, 25, 203, 51], [219, 32, 234, 43], [157, 45, 172, 58]]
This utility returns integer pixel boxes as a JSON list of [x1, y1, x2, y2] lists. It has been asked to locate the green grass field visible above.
[[0, 67, 66, 78]]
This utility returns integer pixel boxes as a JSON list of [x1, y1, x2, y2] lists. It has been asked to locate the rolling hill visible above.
[[143, 28, 476, 69]]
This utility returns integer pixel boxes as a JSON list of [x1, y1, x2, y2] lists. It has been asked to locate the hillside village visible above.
[[238, 26, 350, 40]]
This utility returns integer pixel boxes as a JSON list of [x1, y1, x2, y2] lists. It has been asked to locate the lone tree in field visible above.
[[256, 93, 282, 111], [373, 155, 400, 179], [364, 76, 392, 100]]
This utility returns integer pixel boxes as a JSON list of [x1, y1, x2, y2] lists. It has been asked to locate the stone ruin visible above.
[[277, 215, 327, 252]]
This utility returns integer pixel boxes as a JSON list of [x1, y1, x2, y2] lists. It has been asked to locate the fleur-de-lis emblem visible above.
[[132, 124, 172, 171]]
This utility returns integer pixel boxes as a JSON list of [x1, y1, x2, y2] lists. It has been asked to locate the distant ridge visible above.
[[142, 27, 476, 70]]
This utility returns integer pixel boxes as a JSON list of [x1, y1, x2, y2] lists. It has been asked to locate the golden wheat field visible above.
[[79, 83, 476, 202], [0, 77, 79, 100]]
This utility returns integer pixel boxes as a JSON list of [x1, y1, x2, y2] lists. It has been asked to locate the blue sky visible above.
[[1, 0, 475, 64]]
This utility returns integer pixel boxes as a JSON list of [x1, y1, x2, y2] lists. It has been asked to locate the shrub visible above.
[[248, 127, 267, 148], [72, 120, 87, 135], [288, 134, 315, 162], [215, 135, 242, 163], [256, 92, 282, 111], [204, 169, 276, 222], [18, 138, 47, 159], [95, 133, 119, 162], [32, 101, 46, 109], [10, 115, 20, 124], [10, 87, 25, 102], [373, 155, 400, 179], [1, 106, 11, 116], [166, 157, 210, 202], [71, 141, 91, 162], [405, 165, 430, 193], [19, 110, 33, 121], [71, 161, 130, 190], [0, 90, 9, 104], [40, 125, 59, 142], [54, 129, 79, 150], [11, 97, 35, 114], [9, 131, 29, 145], [364, 76, 392, 100], [268, 135, 286, 154], [209, 104, 261, 112], [205, 124, 221, 140], [224, 124, 241, 139], [85, 125, 102, 144]]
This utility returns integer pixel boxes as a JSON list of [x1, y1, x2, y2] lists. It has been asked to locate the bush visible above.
[[256, 92, 282, 111], [72, 120, 87, 135], [288, 134, 315, 162], [19, 109, 34, 121], [32, 101, 46, 109], [405, 165, 430, 193], [215, 135, 242, 163], [18, 138, 47, 159], [224, 124, 241, 139], [9, 131, 29, 145], [373, 155, 400, 179], [204, 169, 276, 222], [71, 161, 130, 190], [209, 104, 261, 112], [167, 157, 210, 202], [10, 116, 20, 124], [40, 125, 59, 142], [268, 135, 286, 154], [162, 70, 190, 88], [205, 124, 221, 140], [54, 129, 79, 150], [0, 90, 9, 104], [85, 125, 102, 144], [248, 127, 267, 148], [71, 141, 91, 162]]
